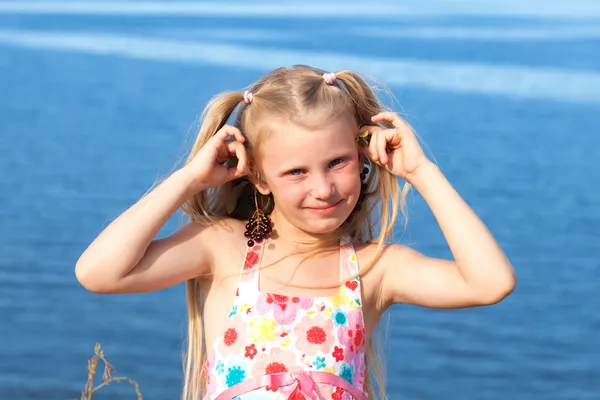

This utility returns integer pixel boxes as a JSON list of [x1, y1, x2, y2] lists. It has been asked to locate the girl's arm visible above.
[[379, 163, 516, 309], [75, 125, 248, 294], [75, 168, 212, 294], [362, 112, 515, 310]]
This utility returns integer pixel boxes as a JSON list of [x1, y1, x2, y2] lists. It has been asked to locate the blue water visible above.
[[1, 2, 600, 399]]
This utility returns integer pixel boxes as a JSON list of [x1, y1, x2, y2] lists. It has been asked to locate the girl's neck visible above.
[[269, 210, 338, 247]]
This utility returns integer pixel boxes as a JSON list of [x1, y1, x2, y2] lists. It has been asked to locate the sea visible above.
[[1, 1, 599, 399]]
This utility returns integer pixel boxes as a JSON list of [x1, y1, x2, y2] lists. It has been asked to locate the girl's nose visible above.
[[311, 174, 336, 200]]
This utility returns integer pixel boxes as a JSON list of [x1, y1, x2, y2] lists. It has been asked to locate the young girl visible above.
[[75, 65, 516, 400]]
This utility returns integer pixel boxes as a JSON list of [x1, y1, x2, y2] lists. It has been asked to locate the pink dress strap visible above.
[[213, 371, 368, 400]]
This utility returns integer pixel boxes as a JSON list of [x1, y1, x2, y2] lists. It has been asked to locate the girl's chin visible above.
[[299, 216, 346, 234]]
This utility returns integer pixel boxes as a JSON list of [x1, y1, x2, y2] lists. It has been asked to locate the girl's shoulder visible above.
[[189, 216, 246, 238], [350, 240, 406, 317], [354, 240, 419, 275], [353, 241, 411, 286], [353, 240, 406, 261], [192, 217, 249, 275]]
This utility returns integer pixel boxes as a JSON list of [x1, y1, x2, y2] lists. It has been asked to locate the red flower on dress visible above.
[[289, 387, 309, 400], [256, 293, 313, 325], [294, 315, 335, 356], [331, 387, 344, 400], [332, 346, 344, 362], [338, 310, 365, 354], [203, 349, 217, 395], [217, 315, 246, 356], [244, 248, 260, 270], [245, 343, 257, 360], [252, 347, 301, 391]]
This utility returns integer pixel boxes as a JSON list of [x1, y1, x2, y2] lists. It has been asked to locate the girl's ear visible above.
[[251, 172, 271, 196], [255, 181, 271, 196]]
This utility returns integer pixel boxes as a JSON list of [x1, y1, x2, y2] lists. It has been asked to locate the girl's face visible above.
[[255, 114, 362, 239]]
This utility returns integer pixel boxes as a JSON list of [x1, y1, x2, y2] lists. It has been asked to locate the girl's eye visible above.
[[329, 158, 344, 168], [287, 169, 303, 176]]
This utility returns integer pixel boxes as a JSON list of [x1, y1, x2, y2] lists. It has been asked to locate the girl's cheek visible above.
[[276, 182, 304, 199]]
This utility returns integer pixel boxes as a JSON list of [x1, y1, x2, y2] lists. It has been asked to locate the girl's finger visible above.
[[372, 112, 409, 132], [234, 142, 247, 175], [225, 141, 247, 181], [225, 140, 244, 162], [368, 130, 380, 163], [215, 125, 245, 144], [378, 129, 388, 164], [385, 128, 402, 149]]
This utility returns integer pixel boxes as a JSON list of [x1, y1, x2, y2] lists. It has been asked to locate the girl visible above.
[[75, 65, 516, 400]]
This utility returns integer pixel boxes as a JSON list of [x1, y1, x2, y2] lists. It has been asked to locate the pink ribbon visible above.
[[214, 371, 367, 400], [243, 90, 254, 104], [322, 72, 337, 85]]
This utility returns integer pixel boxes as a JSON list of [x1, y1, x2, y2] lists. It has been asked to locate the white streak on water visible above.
[[159, 28, 299, 43], [355, 26, 600, 41], [1, 29, 599, 104], [161, 26, 600, 42], [0, 1, 600, 18]]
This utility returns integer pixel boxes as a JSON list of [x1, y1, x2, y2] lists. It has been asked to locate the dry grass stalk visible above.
[[78, 343, 142, 400]]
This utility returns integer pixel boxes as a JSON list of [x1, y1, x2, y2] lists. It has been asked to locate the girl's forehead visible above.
[[258, 117, 357, 166], [262, 115, 356, 149]]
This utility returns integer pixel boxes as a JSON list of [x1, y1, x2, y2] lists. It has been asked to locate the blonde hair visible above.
[[180, 65, 412, 400]]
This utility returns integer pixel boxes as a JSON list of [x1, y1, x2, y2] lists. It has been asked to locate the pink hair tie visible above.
[[243, 90, 254, 104], [323, 72, 336, 85]]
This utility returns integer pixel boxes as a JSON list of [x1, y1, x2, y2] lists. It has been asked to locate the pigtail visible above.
[[180, 91, 245, 222], [336, 70, 411, 400], [180, 91, 244, 400]]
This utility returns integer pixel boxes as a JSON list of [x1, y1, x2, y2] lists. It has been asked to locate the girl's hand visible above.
[[183, 125, 248, 192], [361, 112, 432, 181]]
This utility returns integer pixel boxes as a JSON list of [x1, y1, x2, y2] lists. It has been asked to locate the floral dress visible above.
[[202, 236, 368, 400]]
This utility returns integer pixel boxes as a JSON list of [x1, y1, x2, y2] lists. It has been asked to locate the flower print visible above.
[[312, 356, 326, 370], [330, 289, 350, 309], [340, 363, 354, 385], [337, 310, 365, 355], [216, 360, 224, 375], [332, 387, 344, 400], [217, 315, 247, 356], [256, 293, 313, 325], [254, 348, 303, 398], [251, 316, 277, 344], [332, 309, 347, 327], [251, 347, 300, 377], [353, 363, 366, 391], [226, 365, 246, 387], [332, 346, 344, 362], [245, 343, 257, 360], [229, 305, 238, 317], [295, 315, 335, 356], [203, 349, 218, 395], [244, 247, 261, 270]]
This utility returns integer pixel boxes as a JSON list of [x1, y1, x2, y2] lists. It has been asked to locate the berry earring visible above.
[[244, 188, 272, 247], [346, 164, 369, 224]]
